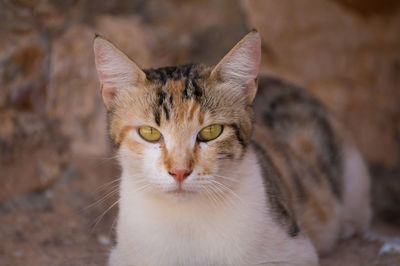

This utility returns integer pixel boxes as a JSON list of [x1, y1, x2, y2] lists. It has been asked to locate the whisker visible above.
[[202, 185, 220, 209], [207, 185, 226, 208], [82, 188, 119, 211], [91, 199, 120, 234], [95, 178, 121, 192], [211, 182, 239, 208], [195, 178, 235, 208], [134, 183, 153, 193], [209, 179, 243, 204], [213, 174, 238, 183]]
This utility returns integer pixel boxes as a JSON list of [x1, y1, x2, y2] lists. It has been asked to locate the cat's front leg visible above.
[[108, 247, 119, 266], [108, 247, 134, 266]]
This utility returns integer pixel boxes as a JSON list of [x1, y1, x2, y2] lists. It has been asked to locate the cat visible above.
[[93, 30, 371, 266]]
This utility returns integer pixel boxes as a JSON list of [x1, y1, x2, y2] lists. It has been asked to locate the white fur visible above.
[[340, 143, 372, 238], [109, 148, 318, 266], [300, 193, 342, 255]]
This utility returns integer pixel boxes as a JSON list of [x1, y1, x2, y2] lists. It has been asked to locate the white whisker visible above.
[[207, 185, 227, 208], [83, 188, 119, 211], [83, 179, 120, 210], [95, 177, 121, 192], [91, 199, 120, 233], [209, 179, 243, 204], [213, 174, 239, 183], [203, 185, 220, 209]]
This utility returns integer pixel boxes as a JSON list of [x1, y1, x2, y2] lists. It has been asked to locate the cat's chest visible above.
[[117, 172, 272, 265]]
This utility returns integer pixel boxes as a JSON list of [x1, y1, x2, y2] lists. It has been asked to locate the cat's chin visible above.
[[164, 188, 197, 201]]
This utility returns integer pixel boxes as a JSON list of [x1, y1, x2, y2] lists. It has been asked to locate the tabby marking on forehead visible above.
[[144, 64, 211, 126]]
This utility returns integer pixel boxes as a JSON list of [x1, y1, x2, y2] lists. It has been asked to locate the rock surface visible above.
[[0, 1, 67, 202]]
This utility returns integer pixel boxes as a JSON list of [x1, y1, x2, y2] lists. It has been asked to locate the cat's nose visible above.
[[168, 169, 192, 183]]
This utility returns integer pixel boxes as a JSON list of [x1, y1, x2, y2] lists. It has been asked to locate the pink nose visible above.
[[168, 169, 192, 183]]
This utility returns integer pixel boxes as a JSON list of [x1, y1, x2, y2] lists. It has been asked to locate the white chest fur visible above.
[[109, 150, 317, 266]]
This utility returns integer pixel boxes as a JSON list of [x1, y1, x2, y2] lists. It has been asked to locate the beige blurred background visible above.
[[1, 0, 400, 265]]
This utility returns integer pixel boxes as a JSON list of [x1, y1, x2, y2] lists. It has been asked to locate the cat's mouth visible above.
[[167, 188, 193, 194], [165, 185, 198, 198], [163, 187, 198, 201]]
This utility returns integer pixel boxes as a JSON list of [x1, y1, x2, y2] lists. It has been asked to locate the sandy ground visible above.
[[1, 156, 400, 266]]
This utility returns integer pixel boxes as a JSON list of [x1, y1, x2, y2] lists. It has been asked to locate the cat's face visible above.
[[94, 31, 260, 201], [108, 65, 253, 200]]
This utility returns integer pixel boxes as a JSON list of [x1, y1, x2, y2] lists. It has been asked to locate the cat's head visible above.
[[94, 31, 261, 201]]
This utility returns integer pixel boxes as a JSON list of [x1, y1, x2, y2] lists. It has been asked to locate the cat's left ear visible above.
[[93, 36, 146, 109], [210, 30, 261, 104]]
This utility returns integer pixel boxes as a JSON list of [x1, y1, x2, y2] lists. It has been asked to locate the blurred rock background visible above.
[[0, 0, 400, 265]]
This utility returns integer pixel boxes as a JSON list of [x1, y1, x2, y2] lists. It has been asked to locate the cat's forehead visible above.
[[144, 64, 211, 103], [144, 64, 210, 84], [143, 64, 212, 126]]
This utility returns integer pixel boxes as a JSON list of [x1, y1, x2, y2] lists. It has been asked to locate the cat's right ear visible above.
[[210, 30, 261, 104], [93, 36, 146, 109]]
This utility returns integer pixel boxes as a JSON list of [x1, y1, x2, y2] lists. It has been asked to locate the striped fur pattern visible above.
[[252, 77, 371, 254], [93, 31, 371, 266]]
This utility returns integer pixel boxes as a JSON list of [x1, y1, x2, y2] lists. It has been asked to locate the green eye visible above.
[[138, 126, 162, 142], [198, 124, 223, 142]]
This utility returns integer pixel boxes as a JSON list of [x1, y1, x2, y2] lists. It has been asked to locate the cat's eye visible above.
[[197, 124, 223, 142], [138, 126, 162, 142]]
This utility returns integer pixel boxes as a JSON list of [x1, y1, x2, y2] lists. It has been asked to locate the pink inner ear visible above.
[[246, 78, 258, 103], [217, 32, 261, 84], [94, 38, 139, 89], [101, 85, 116, 102], [98, 72, 121, 87], [98, 71, 120, 106], [94, 37, 145, 108], [231, 35, 261, 79], [95, 47, 112, 69], [246, 42, 261, 78]]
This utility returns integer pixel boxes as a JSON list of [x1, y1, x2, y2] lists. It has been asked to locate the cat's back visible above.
[[253, 76, 342, 198], [252, 75, 371, 254], [253, 76, 336, 155]]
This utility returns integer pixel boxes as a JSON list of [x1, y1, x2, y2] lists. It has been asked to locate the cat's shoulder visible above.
[[253, 75, 324, 121]]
